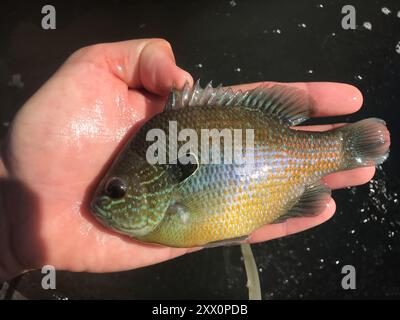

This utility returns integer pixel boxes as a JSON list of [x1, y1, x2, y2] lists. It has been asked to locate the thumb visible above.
[[68, 38, 193, 96]]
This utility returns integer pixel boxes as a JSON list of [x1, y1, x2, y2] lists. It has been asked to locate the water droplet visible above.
[[335, 260, 340, 265], [350, 229, 356, 234], [362, 22, 372, 30], [8, 74, 24, 88], [306, 247, 311, 252], [259, 267, 263, 272], [195, 63, 203, 68], [331, 32, 336, 36], [234, 67, 241, 72], [298, 23, 307, 29], [355, 74, 363, 80], [381, 7, 391, 15], [319, 258, 324, 263], [272, 29, 282, 34], [308, 272, 313, 277], [307, 69, 314, 74], [229, 0, 237, 7], [396, 41, 400, 54], [317, 4, 324, 8]]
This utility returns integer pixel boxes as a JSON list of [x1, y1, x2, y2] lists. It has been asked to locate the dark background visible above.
[[1, 0, 399, 299]]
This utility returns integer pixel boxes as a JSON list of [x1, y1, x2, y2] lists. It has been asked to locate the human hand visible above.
[[0, 39, 371, 280]]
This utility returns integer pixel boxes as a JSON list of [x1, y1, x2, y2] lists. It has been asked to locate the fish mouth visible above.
[[90, 200, 112, 221]]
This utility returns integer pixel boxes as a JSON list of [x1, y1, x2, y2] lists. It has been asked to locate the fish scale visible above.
[[91, 81, 390, 248]]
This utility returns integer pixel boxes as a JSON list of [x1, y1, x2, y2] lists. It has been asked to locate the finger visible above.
[[136, 40, 193, 95], [323, 167, 375, 189], [294, 123, 346, 131], [230, 82, 363, 117], [127, 89, 167, 121], [69, 39, 193, 96], [249, 198, 336, 243]]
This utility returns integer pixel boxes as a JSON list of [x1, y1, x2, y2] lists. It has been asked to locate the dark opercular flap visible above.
[[167, 152, 199, 185]]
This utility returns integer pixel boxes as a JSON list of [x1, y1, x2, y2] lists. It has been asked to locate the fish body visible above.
[[91, 81, 390, 247]]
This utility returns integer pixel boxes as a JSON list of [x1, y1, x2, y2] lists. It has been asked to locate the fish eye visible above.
[[105, 177, 127, 199]]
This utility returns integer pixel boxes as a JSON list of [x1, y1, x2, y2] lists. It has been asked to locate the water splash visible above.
[[346, 165, 400, 250], [362, 22, 372, 30], [8, 74, 24, 88], [396, 41, 400, 54], [381, 7, 391, 15]]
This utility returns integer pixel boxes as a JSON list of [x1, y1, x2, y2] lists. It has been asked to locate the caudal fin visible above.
[[340, 118, 390, 169]]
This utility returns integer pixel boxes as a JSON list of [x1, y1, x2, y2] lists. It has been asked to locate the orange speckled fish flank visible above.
[[91, 81, 390, 248]]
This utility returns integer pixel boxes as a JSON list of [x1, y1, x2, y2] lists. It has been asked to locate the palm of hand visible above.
[[5, 42, 191, 273]]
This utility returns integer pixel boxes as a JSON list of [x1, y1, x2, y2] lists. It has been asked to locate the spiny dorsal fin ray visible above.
[[165, 79, 314, 126]]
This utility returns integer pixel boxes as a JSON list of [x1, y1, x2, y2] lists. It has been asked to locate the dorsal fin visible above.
[[165, 79, 314, 126]]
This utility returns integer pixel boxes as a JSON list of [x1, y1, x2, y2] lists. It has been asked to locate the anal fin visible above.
[[273, 182, 331, 223], [204, 235, 249, 248]]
